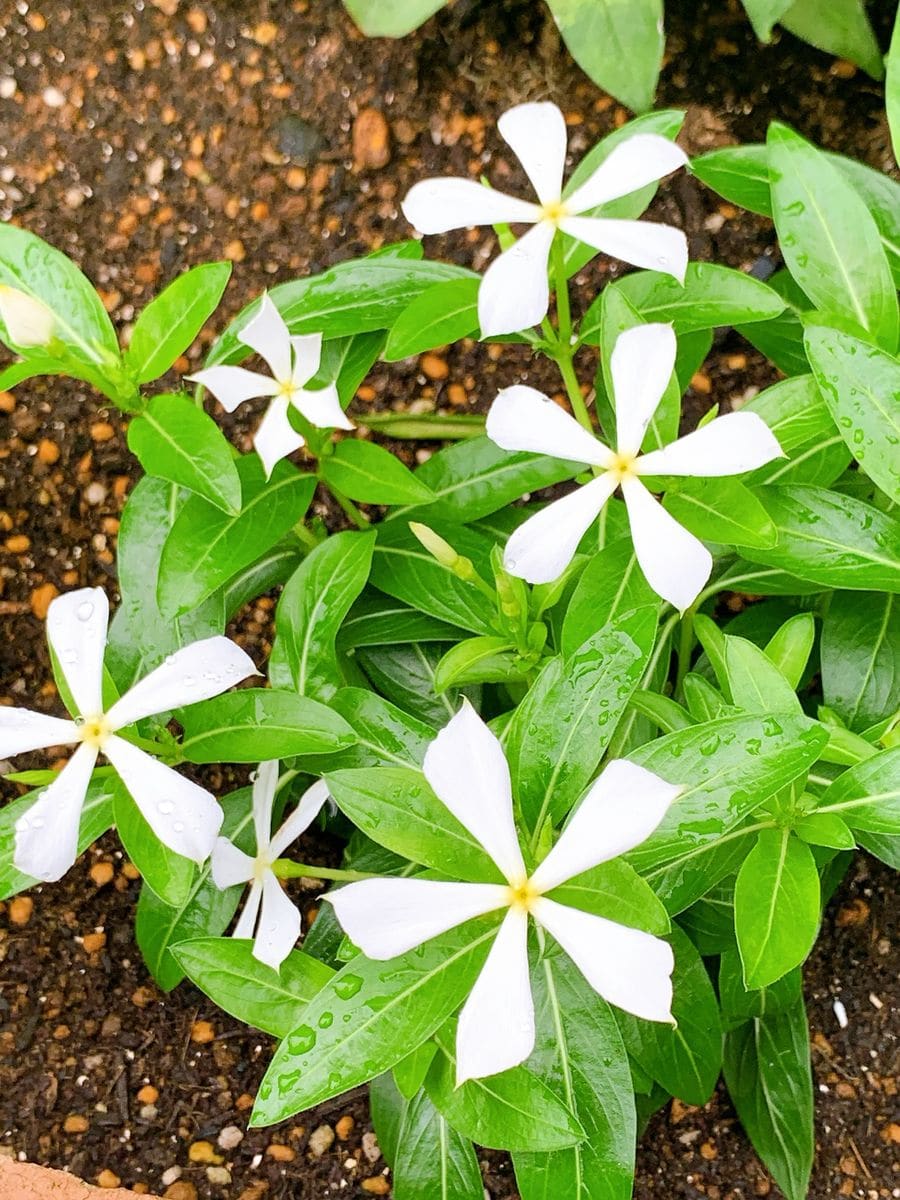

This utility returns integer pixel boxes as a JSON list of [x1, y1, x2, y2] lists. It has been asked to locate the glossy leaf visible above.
[[718, 949, 802, 1029], [724, 635, 801, 715], [299, 687, 435, 774], [339, 591, 463, 649], [549, 859, 670, 935], [343, 0, 446, 36], [127, 262, 231, 383], [561, 537, 657, 657], [663, 478, 777, 550], [384, 1082, 484, 1200], [742, 0, 793, 39], [355, 642, 471, 728], [821, 592, 899, 732], [815, 748, 900, 835], [179, 689, 355, 763], [384, 277, 479, 360], [779, 0, 883, 81], [320, 439, 435, 505]]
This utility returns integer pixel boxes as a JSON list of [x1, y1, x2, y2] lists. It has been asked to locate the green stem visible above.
[[272, 860, 378, 883], [551, 236, 572, 346], [328, 483, 370, 530], [675, 605, 697, 696], [557, 352, 593, 434]]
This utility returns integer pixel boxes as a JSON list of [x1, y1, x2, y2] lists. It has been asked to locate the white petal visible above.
[[253, 395, 306, 480], [636, 412, 784, 478], [240, 293, 292, 383], [558, 215, 688, 283], [211, 836, 255, 889], [498, 101, 567, 206], [622, 478, 712, 612], [250, 759, 279, 853], [0, 707, 79, 757], [253, 871, 302, 970], [478, 221, 556, 338], [233, 880, 263, 939], [293, 382, 354, 432], [566, 134, 688, 214], [531, 760, 683, 893], [610, 323, 678, 457], [103, 735, 222, 863], [486, 385, 613, 468], [455, 908, 534, 1084], [106, 636, 257, 730], [14, 743, 98, 882], [290, 333, 323, 388], [402, 178, 540, 235], [46, 587, 109, 718], [424, 700, 525, 883], [187, 365, 281, 413], [503, 473, 618, 585], [269, 778, 331, 860], [327, 877, 508, 959], [533, 897, 674, 1022]]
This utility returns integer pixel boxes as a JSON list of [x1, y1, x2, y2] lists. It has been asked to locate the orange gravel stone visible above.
[[361, 1178, 390, 1195], [96, 1170, 122, 1188], [137, 1084, 159, 1104], [90, 421, 115, 442], [420, 353, 448, 381], [335, 1114, 355, 1139], [89, 861, 115, 887], [63, 1114, 89, 1133], [190, 1019, 215, 1043], [36, 438, 60, 464], [352, 108, 391, 170], [30, 582, 59, 619], [82, 931, 107, 953], [265, 1143, 295, 1162], [5, 534, 30, 554], [8, 896, 33, 926]]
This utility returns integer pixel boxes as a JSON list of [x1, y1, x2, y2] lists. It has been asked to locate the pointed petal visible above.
[[211, 837, 255, 889], [610, 323, 678, 457], [503, 472, 618, 585], [187, 365, 281, 413], [531, 760, 683, 893], [250, 759, 279, 853], [269, 778, 331, 860], [402, 178, 540, 235], [14, 743, 98, 882], [46, 587, 109, 718], [240, 293, 292, 383], [327, 877, 508, 960], [103, 736, 222, 863], [566, 134, 688, 214], [253, 872, 303, 970], [486, 385, 614, 468], [478, 221, 556, 338], [498, 101, 567, 206], [294, 382, 354, 432], [622, 478, 712, 612], [534, 897, 674, 1022], [290, 333, 323, 388], [456, 908, 534, 1084], [106, 636, 257, 730], [424, 700, 525, 882], [0, 707, 79, 757], [233, 880, 263, 939], [558, 216, 687, 283], [253, 395, 306, 479], [637, 412, 784, 478]]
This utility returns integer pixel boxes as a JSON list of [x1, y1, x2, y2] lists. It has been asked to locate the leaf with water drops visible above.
[[178, 689, 355, 763]]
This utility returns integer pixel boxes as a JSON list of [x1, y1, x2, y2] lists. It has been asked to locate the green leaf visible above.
[[734, 828, 820, 988], [779, 0, 883, 80], [507, 606, 658, 832], [339, 591, 462, 649], [299, 687, 434, 772], [384, 277, 479, 360], [742, 0, 793, 39], [561, 538, 657, 657], [794, 811, 856, 850], [618, 926, 722, 1105], [718, 948, 802, 1028], [157, 457, 316, 618], [815, 748, 900, 835], [127, 392, 241, 514], [723, 996, 814, 1200], [178, 689, 355, 763], [320, 439, 434, 505], [425, 1027, 585, 1152], [342, 0, 446, 36], [356, 642, 471, 728], [889, 7, 900, 166], [433, 636, 519, 691], [545, 0, 663, 114], [663, 478, 778, 550], [113, 781, 194, 907], [821, 592, 899, 732], [313, 330, 386, 408], [250, 916, 500, 1126], [171, 937, 334, 1039], [127, 262, 231, 383], [393, 1043, 438, 1101], [326, 766, 501, 883], [745, 485, 900, 593], [385, 1083, 485, 1200], [724, 635, 801, 714], [548, 859, 670, 935], [767, 123, 897, 349], [272, 530, 375, 699], [805, 324, 900, 504]]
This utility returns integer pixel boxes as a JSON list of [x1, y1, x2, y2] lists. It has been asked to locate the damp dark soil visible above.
[[0, 1, 897, 1197]]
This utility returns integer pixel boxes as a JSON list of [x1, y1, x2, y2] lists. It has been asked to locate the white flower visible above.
[[211, 761, 331, 971], [0, 284, 55, 347], [402, 101, 688, 338], [188, 293, 352, 479], [328, 700, 680, 1084], [1, 588, 257, 882], [486, 323, 783, 610]]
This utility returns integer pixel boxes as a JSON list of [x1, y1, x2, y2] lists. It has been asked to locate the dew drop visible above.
[[76, 600, 94, 622], [74, 716, 86, 728], [318, 1011, 334, 1029], [62, 648, 78, 665], [182, 674, 196, 688], [157, 801, 174, 815], [172, 821, 185, 834], [334, 973, 363, 1000]]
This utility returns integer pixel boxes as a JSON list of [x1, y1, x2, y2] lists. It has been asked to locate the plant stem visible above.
[[556, 352, 593, 433], [548, 237, 595, 435], [675, 605, 697, 696], [551, 236, 572, 345], [272, 860, 378, 883], [328, 484, 370, 529]]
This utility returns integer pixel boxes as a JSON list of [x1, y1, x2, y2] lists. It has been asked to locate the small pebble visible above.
[[96, 1169, 121, 1189], [90, 421, 115, 443], [42, 86, 65, 107], [89, 861, 115, 887], [30, 582, 58, 619], [85, 482, 107, 506], [833, 998, 849, 1029], [63, 1114, 89, 1134], [308, 1123, 335, 1157], [335, 1114, 355, 1140], [361, 1179, 390, 1196], [352, 107, 391, 170], [206, 1166, 232, 1185], [160, 1166, 182, 1186], [190, 1020, 215, 1044], [8, 896, 33, 926], [217, 1124, 244, 1150], [188, 1140, 223, 1164], [82, 930, 106, 953], [361, 1130, 381, 1163], [266, 1143, 295, 1162], [139, 1104, 158, 1120], [164, 1184, 198, 1200], [4, 534, 30, 554]]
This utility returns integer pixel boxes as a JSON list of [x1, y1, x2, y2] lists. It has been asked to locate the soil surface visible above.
[[0, 1, 898, 1197]]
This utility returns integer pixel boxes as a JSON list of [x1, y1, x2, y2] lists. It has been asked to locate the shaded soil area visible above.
[[0, 0, 897, 1196]]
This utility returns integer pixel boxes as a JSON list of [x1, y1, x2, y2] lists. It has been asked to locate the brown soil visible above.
[[0, 0, 897, 1197]]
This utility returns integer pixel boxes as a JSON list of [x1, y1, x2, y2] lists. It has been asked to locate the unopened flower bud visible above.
[[409, 522, 459, 569], [0, 284, 56, 347]]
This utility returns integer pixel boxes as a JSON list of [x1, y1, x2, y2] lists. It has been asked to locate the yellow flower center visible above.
[[607, 451, 639, 483], [277, 378, 295, 398], [507, 878, 540, 913], [79, 714, 110, 749], [539, 199, 569, 226]]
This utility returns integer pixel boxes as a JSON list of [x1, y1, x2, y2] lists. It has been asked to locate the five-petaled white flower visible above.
[[402, 101, 689, 338], [1, 588, 257, 882], [328, 700, 680, 1085], [211, 761, 331, 971], [188, 293, 352, 479], [486, 323, 783, 610]]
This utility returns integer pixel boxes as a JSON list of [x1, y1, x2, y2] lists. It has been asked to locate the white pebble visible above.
[[160, 1166, 182, 1186], [869, 992, 883, 1010], [216, 1124, 243, 1150], [206, 1166, 231, 1185], [42, 86, 65, 108], [0, 77, 16, 99], [833, 998, 849, 1029]]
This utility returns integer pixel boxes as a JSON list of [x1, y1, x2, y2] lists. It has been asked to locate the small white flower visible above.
[[211, 762, 330, 971], [328, 700, 680, 1084], [1, 588, 258, 882], [486, 323, 783, 610], [0, 284, 56, 347], [402, 101, 688, 338], [189, 293, 352, 479]]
